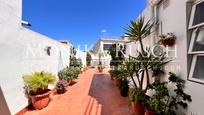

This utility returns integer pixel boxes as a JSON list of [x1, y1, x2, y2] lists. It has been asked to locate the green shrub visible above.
[[67, 67, 80, 80], [128, 88, 147, 105], [58, 67, 80, 80], [23, 71, 56, 94], [70, 56, 83, 68], [58, 67, 69, 80]]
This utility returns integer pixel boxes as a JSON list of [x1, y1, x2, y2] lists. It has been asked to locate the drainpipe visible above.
[[150, 0, 161, 44]]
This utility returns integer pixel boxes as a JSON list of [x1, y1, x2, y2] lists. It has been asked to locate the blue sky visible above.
[[22, 0, 146, 49]]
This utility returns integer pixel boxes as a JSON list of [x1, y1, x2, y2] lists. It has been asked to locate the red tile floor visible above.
[[20, 69, 133, 115]]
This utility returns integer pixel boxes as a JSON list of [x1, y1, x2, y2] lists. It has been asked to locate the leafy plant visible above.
[[124, 17, 167, 91], [23, 71, 56, 95], [86, 52, 92, 66], [70, 56, 82, 68], [159, 33, 176, 41], [56, 80, 67, 94], [124, 17, 155, 53], [67, 67, 80, 80], [56, 80, 67, 88], [58, 67, 69, 80], [58, 67, 80, 80], [128, 88, 147, 105], [147, 81, 169, 114], [166, 72, 192, 115], [147, 72, 192, 115], [109, 44, 126, 69]]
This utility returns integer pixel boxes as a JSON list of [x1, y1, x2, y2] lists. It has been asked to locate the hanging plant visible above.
[[159, 33, 176, 47]]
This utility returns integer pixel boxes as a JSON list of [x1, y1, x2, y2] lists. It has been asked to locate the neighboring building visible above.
[[92, 37, 129, 68], [60, 40, 87, 67], [0, 0, 70, 114], [75, 50, 87, 67], [126, 0, 204, 114]]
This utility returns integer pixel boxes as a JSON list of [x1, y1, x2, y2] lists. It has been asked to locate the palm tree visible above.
[[124, 17, 155, 91], [124, 17, 154, 53]]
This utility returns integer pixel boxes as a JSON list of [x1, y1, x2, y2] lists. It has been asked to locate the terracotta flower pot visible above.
[[145, 107, 157, 115], [110, 75, 114, 80], [113, 77, 119, 86], [30, 91, 51, 110], [67, 79, 73, 86], [161, 38, 175, 47], [131, 102, 145, 115]]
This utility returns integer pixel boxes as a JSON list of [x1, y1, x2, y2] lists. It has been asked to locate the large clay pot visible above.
[[131, 102, 145, 115], [67, 79, 73, 86], [145, 107, 157, 115], [30, 91, 51, 110]]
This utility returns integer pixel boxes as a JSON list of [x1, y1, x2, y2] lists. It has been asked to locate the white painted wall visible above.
[[0, 0, 70, 114], [126, 0, 204, 114], [76, 50, 87, 67]]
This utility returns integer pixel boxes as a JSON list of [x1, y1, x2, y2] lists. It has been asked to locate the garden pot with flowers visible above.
[[23, 71, 56, 110], [159, 33, 176, 47], [56, 80, 67, 94]]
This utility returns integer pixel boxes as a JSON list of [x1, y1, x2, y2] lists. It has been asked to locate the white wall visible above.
[[158, 0, 204, 115], [0, 0, 70, 114], [76, 50, 87, 67], [127, 0, 204, 114]]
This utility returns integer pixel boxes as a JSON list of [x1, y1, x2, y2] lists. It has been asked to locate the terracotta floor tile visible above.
[[20, 69, 133, 115]]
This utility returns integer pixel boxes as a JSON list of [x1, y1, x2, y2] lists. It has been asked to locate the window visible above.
[[188, 0, 204, 83], [188, 28, 204, 53], [189, 55, 204, 82], [103, 44, 112, 50], [189, 0, 204, 29]]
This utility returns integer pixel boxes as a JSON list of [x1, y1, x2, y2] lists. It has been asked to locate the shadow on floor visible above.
[[87, 73, 133, 115]]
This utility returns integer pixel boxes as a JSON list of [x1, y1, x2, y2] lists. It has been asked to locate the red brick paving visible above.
[[21, 69, 133, 115]]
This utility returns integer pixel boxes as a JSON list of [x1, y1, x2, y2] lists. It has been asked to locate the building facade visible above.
[[0, 0, 70, 114], [92, 38, 129, 68], [125, 0, 204, 114]]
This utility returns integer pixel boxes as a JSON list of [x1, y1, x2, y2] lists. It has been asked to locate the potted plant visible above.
[[129, 88, 147, 115], [145, 81, 168, 115], [67, 67, 80, 85], [111, 69, 121, 86], [119, 78, 129, 97], [97, 61, 104, 72], [86, 52, 92, 67], [145, 72, 192, 115], [58, 67, 80, 86], [117, 69, 129, 97], [56, 80, 67, 94], [58, 67, 71, 85], [22, 71, 56, 110], [108, 70, 114, 80], [159, 33, 176, 47]]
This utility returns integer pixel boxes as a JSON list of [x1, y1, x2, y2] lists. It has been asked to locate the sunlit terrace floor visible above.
[[19, 69, 133, 115]]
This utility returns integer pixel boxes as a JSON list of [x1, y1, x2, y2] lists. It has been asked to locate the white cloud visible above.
[[101, 29, 107, 33]]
